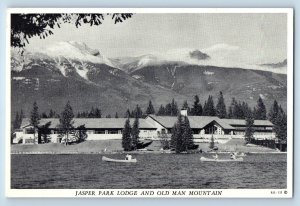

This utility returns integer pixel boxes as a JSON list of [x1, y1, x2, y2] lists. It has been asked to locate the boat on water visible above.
[[200, 156, 244, 162], [102, 156, 137, 163], [234, 152, 247, 157], [137, 140, 153, 149]]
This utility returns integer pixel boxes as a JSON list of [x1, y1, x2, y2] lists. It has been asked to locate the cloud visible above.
[[204, 43, 240, 52], [189, 50, 210, 60], [260, 59, 287, 68]]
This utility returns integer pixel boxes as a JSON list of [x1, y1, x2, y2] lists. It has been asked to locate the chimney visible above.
[[180, 109, 188, 116]]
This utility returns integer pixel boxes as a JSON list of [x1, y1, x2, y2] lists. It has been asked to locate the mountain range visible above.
[[11, 41, 287, 117]]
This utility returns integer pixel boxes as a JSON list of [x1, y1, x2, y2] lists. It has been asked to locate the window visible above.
[[108, 130, 118, 134], [95, 130, 105, 134], [25, 139, 34, 144], [25, 128, 34, 134]]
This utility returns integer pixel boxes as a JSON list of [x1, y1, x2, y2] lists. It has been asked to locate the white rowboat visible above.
[[102, 156, 137, 163], [200, 156, 243, 162]]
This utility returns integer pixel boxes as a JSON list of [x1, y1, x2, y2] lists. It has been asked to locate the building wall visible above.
[[203, 122, 226, 135], [144, 117, 168, 137], [16, 118, 275, 144], [17, 127, 158, 144]]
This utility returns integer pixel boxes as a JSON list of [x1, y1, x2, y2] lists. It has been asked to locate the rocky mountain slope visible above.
[[11, 41, 287, 117]]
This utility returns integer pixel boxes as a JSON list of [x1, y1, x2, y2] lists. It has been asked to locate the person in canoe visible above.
[[213, 153, 219, 160], [125, 154, 132, 160], [230, 153, 236, 160]]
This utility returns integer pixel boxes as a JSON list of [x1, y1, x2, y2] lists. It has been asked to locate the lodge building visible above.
[[14, 110, 275, 144]]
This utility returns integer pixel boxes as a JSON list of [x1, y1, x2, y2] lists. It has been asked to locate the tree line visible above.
[[13, 91, 281, 123], [12, 92, 287, 145]]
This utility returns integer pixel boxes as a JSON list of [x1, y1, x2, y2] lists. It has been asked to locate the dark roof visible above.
[[20, 118, 156, 129]]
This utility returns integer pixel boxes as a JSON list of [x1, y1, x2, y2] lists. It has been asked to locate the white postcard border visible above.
[[5, 8, 294, 198]]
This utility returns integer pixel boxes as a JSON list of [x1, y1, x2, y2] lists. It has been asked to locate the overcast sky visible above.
[[26, 13, 287, 64]]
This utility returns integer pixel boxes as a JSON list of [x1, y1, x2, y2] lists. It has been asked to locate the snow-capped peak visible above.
[[33, 41, 116, 68]]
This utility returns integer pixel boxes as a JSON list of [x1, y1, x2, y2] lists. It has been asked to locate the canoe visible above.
[[200, 156, 243, 162], [102, 156, 137, 163], [235, 153, 247, 157], [137, 140, 153, 149]]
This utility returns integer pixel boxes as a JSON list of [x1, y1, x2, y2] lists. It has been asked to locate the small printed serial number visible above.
[[270, 190, 288, 195]]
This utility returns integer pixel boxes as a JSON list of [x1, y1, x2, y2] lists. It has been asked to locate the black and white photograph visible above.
[[6, 8, 293, 198]]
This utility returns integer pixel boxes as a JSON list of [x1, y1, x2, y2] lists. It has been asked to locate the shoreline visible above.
[[11, 151, 287, 155], [10, 139, 285, 155]]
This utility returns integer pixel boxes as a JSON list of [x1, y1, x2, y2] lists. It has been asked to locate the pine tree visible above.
[[268, 100, 279, 124], [216, 91, 227, 118], [241, 101, 252, 118], [191, 95, 202, 116], [236, 101, 243, 119], [233, 100, 241, 119], [131, 117, 140, 150], [30, 101, 40, 144], [203, 95, 215, 116], [170, 122, 178, 151], [13, 111, 23, 130], [254, 96, 267, 120], [49, 109, 55, 118], [181, 100, 191, 115], [228, 98, 237, 118], [171, 99, 179, 116], [20, 109, 24, 119], [245, 113, 255, 144], [88, 107, 95, 118], [157, 105, 166, 116], [95, 108, 102, 118], [13, 112, 20, 130], [41, 112, 48, 118], [122, 118, 132, 151], [170, 115, 195, 153], [146, 100, 155, 115], [170, 115, 184, 153], [273, 106, 287, 144], [106, 114, 111, 118], [125, 109, 132, 118], [182, 116, 194, 150], [228, 105, 233, 119], [165, 103, 172, 116], [59, 101, 74, 146], [133, 105, 143, 118], [252, 107, 257, 119]]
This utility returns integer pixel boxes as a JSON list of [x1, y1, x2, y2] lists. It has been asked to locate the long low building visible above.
[[15, 118, 157, 144], [14, 112, 275, 144]]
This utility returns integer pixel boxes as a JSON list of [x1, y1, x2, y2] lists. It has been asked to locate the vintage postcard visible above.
[[6, 8, 293, 198]]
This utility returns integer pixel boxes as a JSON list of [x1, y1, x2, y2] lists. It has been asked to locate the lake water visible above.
[[11, 153, 287, 189]]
